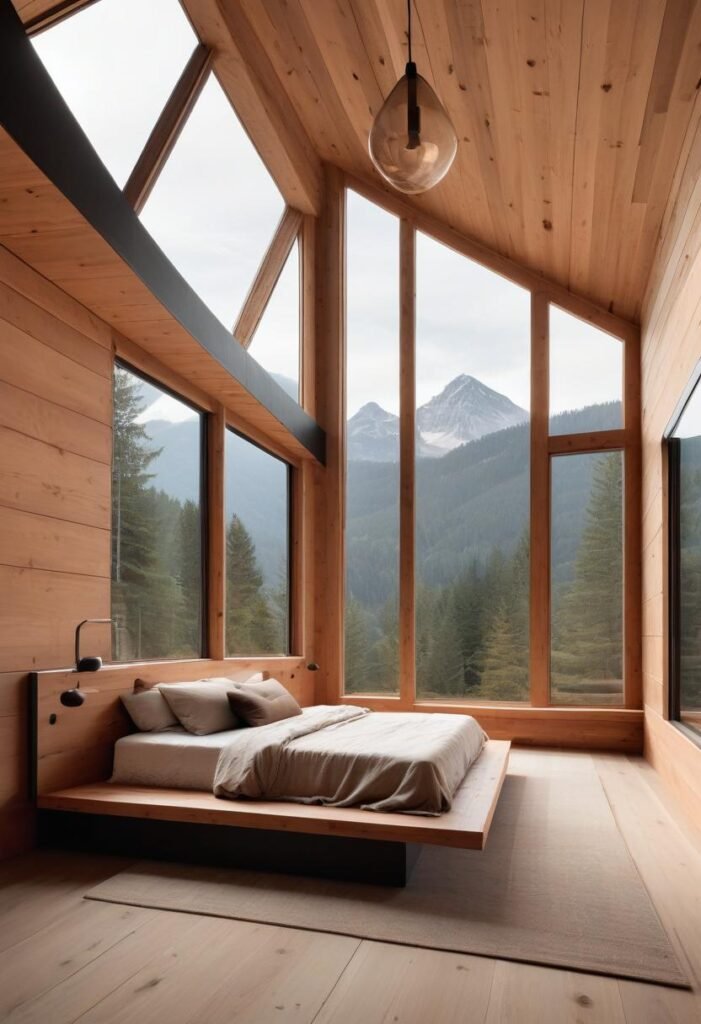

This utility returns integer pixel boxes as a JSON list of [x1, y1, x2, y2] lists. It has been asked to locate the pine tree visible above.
[[344, 596, 371, 693], [226, 514, 279, 655], [552, 454, 623, 698], [112, 368, 180, 660]]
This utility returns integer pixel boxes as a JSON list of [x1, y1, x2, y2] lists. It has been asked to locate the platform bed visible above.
[[31, 667, 510, 886]]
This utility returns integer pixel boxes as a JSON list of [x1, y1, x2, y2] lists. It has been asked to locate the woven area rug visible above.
[[85, 751, 688, 987]]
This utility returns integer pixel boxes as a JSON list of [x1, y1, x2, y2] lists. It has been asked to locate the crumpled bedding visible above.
[[213, 705, 486, 815]]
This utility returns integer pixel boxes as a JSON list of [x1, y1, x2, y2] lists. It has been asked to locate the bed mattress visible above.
[[112, 707, 486, 814], [111, 727, 238, 790]]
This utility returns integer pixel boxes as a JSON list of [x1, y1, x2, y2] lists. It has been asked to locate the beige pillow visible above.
[[157, 681, 241, 735], [120, 689, 179, 732], [227, 679, 302, 728]]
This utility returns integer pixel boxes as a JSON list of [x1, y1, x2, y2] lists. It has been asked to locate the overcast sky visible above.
[[34, 0, 625, 427]]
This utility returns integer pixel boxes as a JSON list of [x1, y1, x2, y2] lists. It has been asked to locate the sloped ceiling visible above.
[[15, 0, 701, 322]]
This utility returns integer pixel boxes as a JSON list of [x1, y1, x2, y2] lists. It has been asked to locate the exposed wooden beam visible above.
[[21, 0, 98, 35], [181, 0, 322, 215], [123, 42, 212, 215], [233, 205, 303, 346]]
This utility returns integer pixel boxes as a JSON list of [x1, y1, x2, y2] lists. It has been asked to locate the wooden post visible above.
[[624, 325, 643, 709], [312, 166, 345, 703], [207, 403, 226, 660], [399, 219, 416, 707], [530, 292, 550, 707], [301, 214, 316, 417]]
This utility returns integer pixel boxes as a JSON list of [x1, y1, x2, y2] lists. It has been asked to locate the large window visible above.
[[415, 234, 530, 701], [32, 0, 197, 187], [344, 191, 400, 694], [140, 75, 285, 329], [668, 371, 701, 744], [341, 191, 634, 708], [225, 430, 290, 656], [550, 451, 623, 705], [112, 364, 204, 661]]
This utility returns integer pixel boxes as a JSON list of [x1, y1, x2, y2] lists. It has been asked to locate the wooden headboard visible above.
[[31, 657, 312, 797]]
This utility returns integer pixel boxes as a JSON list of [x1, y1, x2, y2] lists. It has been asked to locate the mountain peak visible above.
[[347, 375, 528, 461]]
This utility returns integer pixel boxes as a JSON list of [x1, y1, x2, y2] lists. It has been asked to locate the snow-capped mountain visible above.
[[347, 375, 528, 461], [416, 374, 528, 453]]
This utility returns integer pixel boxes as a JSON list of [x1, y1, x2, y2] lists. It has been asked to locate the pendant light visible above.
[[369, 0, 457, 195]]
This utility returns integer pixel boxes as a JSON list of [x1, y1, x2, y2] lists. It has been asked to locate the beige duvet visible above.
[[213, 706, 486, 815]]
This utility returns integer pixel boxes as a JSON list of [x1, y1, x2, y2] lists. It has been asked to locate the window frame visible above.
[[665, 358, 701, 748], [338, 181, 640, 710], [111, 357, 209, 662]]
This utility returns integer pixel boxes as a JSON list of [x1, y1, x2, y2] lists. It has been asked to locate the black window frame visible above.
[[224, 425, 293, 658], [112, 357, 209, 662], [665, 357, 701, 749]]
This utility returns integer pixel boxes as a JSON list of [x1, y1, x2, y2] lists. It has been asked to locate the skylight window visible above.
[[31, 0, 197, 187], [248, 241, 301, 401], [139, 75, 285, 329]]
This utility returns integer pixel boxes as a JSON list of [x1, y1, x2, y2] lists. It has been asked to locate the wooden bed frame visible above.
[[31, 664, 511, 886]]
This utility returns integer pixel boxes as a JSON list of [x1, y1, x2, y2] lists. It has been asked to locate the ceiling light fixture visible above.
[[368, 0, 457, 195]]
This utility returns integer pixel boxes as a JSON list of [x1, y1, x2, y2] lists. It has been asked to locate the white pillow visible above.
[[120, 689, 179, 732], [158, 673, 265, 735]]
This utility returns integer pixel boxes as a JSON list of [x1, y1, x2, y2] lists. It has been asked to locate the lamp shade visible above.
[[369, 69, 457, 195]]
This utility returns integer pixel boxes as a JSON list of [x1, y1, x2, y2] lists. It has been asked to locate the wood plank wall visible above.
[[641, 97, 701, 833], [0, 244, 113, 858]]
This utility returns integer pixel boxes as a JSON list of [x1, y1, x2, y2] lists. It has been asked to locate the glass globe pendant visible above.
[[369, 3, 457, 195]]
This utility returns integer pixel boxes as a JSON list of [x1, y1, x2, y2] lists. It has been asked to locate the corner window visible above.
[[224, 430, 290, 656], [111, 363, 204, 661], [668, 370, 701, 744]]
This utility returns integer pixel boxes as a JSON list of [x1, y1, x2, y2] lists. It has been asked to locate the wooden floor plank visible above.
[[313, 941, 495, 1024], [0, 900, 154, 1019], [484, 960, 627, 1024], [75, 917, 358, 1024], [5, 913, 204, 1024], [0, 750, 698, 1023]]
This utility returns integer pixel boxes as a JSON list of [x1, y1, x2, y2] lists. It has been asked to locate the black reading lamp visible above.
[[60, 618, 112, 707]]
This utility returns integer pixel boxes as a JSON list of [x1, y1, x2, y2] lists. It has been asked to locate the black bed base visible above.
[[38, 810, 422, 887]]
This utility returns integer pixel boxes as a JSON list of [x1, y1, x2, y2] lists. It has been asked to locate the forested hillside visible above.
[[112, 368, 285, 660], [346, 400, 624, 702]]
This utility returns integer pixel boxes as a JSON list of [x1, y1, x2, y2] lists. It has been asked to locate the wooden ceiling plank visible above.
[[233, 205, 302, 346], [601, 0, 667, 316], [621, 0, 701, 315], [585, 0, 659, 310], [296, 0, 385, 155], [569, 0, 612, 297], [238, 0, 358, 168], [182, 0, 322, 215], [542, 0, 585, 285], [442, 0, 514, 258]]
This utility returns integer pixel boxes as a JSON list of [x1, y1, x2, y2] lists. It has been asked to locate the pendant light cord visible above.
[[407, 0, 413, 64]]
